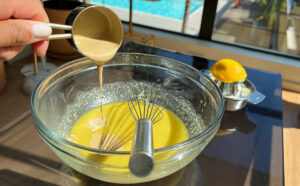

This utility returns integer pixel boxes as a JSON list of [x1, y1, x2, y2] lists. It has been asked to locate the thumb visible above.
[[0, 19, 52, 47]]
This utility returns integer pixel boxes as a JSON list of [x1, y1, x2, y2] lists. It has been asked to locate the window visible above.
[[213, 0, 300, 56], [91, 0, 299, 57]]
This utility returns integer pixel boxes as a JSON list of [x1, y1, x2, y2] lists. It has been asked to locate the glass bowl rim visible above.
[[31, 52, 224, 155]]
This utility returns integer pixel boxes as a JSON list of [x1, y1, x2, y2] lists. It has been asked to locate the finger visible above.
[[0, 0, 49, 22], [32, 40, 49, 57], [0, 19, 52, 47], [0, 46, 25, 61]]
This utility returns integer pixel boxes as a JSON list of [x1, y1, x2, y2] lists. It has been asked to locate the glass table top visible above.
[[0, 42, 283, 186]]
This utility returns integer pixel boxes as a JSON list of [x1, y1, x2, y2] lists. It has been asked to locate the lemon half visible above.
[[210, 59, 247, 83]]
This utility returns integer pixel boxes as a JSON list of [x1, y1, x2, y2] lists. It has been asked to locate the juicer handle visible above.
[[200, 69, 215, 81], [129, 119, 154, 177], [200, 69, 210, 76], [247, 90, 266, 104]]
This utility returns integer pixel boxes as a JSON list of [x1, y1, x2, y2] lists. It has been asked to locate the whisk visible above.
[[97, 115, 134, 152], [128, 88, 166, 177]]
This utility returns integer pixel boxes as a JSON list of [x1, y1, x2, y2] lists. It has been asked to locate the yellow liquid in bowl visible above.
[[69, 102, 189, 167]]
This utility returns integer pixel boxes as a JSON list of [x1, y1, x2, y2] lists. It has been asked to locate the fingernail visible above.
[[32, 24, 52, 38]]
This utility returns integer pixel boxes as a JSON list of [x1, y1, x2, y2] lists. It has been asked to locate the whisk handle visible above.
[[129, 119, 154, 177]]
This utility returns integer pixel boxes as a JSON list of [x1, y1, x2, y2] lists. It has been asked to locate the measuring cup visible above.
[[47, 5, 123, 57]]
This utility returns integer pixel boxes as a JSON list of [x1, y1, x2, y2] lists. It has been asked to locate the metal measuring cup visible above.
[[47, 5, 123, 55]]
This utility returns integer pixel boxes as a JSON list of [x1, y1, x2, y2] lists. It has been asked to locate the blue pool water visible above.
[[92, 0, 204, 20]]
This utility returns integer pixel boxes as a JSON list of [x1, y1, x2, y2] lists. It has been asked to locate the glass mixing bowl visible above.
[[31, 53, 224, 184]]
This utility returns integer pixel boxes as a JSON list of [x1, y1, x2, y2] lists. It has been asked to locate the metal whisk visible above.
[[128, 88, 165, 177]]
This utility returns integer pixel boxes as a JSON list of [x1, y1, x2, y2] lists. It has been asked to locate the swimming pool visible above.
[[92, 0, 204, 20]]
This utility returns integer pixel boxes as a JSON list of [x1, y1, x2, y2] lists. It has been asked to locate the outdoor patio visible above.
[[213, 0, 300, 55]]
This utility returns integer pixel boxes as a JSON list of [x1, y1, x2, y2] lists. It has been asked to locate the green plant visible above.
[[258, 0, 286, 24]]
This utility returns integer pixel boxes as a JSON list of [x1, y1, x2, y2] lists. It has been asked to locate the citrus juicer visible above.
[[204, 59, 265, 111]]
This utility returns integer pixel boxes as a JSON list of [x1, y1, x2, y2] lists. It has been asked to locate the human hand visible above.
[[0, 0, 52, 61]]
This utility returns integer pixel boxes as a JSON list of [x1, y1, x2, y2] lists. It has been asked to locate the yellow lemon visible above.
[[210, 59, 247, 83]]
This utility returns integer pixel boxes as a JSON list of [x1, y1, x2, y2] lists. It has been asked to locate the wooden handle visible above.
[[33, 53, 38, 75], [0, 61, 6, 94]]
